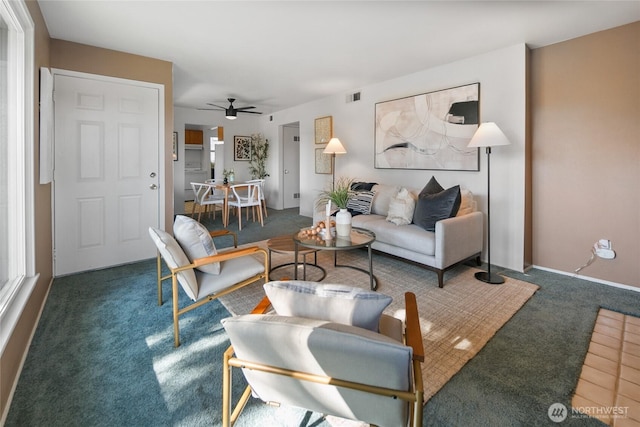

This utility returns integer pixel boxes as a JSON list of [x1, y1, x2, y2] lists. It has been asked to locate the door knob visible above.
[[149, 184, 158, 190], [150, 172, 156, 178]]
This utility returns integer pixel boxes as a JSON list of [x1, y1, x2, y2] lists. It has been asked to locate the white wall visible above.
[[173, 106, 260, 214], [258, 43, 528, 272]]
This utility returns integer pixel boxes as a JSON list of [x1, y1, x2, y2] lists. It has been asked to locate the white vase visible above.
[[335, 209, 352, 237]]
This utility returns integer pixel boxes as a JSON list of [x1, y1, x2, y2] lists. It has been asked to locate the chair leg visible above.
[[172, 274, 181, 347], [237, 206, 242, 230], [156, 252, 163, 306], [262, 199, 268, 218]]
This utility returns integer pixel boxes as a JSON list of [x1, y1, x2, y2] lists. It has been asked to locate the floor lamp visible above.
[[467, 122, 511, 284], [323, 137, 347, 190]]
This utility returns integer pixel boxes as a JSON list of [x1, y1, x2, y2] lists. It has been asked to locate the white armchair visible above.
[[222, 281, 424, 427], [149, 215, 268, 347]]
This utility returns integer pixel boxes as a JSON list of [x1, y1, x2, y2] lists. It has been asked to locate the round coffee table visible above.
[[293, 227, 377, 290], [267, 235, 326, 281]]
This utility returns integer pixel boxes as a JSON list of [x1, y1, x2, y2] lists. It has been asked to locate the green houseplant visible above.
[[248, 133, 269, 179], [316, 177, 354, 210]]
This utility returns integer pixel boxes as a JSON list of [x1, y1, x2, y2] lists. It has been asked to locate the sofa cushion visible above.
[[173, 215, 220, 275], [148, 227, 198, 300], [413, 185, 462, 232], [419, 176, 445, 197], [353, 215, 436, 256], [346, 190, 375, 216], [370, 184, 400, 216], [264, 281, 392, 332], [386, 187, 416, 226]]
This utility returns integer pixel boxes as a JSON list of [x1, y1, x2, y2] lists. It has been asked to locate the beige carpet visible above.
[[219, 240, 539, 402]]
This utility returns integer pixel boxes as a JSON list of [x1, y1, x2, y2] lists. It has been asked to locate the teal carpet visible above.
[[5, 208, 640, 426]]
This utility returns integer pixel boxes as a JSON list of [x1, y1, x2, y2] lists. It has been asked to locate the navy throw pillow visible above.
[[413, 185, 461, 232]]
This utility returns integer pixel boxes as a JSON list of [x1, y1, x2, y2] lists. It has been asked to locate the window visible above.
[[0, 0, 36, 351]]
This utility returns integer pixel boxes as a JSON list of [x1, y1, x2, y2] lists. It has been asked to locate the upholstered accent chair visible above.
[[149, 215, 268, 347], [221, 282, 424, 427]]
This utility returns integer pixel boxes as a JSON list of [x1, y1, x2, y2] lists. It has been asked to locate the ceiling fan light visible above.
[[225, 109, 237, 120]]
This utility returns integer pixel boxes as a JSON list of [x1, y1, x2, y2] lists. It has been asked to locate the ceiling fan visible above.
[[200, 98, 262, 120]]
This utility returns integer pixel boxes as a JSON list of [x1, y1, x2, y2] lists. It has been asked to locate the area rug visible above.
[[219, 239, 540, 402]]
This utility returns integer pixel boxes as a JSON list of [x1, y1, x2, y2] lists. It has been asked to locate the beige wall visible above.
[[50, 39, 174, 231], [531, 22, 639, 287], [1, 0, 51, 418], [1, 1, 174, 419]]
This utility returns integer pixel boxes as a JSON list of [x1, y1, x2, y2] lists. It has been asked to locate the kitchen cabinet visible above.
[[185, 129, 203, 145]]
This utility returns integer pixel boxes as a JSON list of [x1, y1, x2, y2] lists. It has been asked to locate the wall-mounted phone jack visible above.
[[574, 239, 616, 275]]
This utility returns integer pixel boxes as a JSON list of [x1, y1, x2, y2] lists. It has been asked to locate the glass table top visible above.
[[293, 227, 375, 250]]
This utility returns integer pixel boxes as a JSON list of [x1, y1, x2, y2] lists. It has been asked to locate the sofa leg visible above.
[[437, 271, 444, 288]]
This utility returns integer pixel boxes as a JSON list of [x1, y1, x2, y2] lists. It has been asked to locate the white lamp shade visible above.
[[467, 122, 510, 148], [323, 137, 347, 154]]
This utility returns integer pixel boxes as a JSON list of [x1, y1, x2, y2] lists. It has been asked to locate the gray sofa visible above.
[[314, 183, 483, 287]]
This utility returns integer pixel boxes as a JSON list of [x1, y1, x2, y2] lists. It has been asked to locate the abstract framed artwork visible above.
[[314, 116, 332, 144], [233, 135, 251, 161], [315, 148, 332, 174], [374, 83, 480, 171]]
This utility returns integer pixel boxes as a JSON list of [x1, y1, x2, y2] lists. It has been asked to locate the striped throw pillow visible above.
[[346, 190, 375, 216]]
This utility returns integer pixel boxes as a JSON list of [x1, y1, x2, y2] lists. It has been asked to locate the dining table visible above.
[[203, 180, 248, 228]]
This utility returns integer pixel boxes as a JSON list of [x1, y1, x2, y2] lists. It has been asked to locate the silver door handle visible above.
[[149, 184, 158, 190]]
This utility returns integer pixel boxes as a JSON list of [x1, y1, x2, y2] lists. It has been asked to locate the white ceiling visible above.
[[38, 1, 640, 114]]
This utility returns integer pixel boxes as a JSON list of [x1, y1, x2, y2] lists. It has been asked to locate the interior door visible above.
[[53, 73, 161, 275], [282, 123, 300, 209]]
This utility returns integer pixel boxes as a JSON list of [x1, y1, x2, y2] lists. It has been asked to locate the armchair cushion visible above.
[[173, 215, 220, 275], [148, 227, 198, 300], [263, 281, 392, 332]]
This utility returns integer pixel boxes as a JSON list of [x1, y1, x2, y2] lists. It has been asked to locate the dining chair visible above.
[[227, 183, 264, 230], [246, 179, 267, 218], [191, 182, 225, 222]]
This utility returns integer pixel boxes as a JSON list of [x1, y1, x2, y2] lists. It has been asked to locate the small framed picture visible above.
[[314, 116, 332, 144], [172, 132, 178, 161], [315, 148, 332, 174], [233, 135, 251, 161]]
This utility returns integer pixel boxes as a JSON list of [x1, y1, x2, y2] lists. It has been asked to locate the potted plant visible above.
[[316, 177, 354, 237]]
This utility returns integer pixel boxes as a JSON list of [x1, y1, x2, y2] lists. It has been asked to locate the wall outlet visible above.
[[594, 239, 616, 259]]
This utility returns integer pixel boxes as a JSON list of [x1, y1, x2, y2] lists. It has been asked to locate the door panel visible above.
[[54, 74, 160, 275], [283, 124, 300, 209]]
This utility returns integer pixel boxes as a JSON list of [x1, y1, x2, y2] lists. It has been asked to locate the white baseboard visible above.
[[531, 265, 639, 293]]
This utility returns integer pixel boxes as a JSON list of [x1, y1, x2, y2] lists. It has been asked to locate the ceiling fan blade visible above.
[[238, 110, 262, 115], [235, 106, 256, 111], [206, 103, 226, 109]]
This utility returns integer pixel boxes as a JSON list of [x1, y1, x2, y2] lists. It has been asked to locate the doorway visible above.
[[282, 122, 300, 209]]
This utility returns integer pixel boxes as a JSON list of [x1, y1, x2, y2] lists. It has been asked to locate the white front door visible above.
[[53, 73, 162, 275]]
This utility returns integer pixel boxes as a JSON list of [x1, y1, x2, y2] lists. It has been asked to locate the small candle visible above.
[[326, 201, 331, 216]]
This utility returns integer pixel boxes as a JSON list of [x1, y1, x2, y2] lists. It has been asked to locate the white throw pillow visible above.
[[173, 215, 220, 275], [148, 227, 199, 300], [386, 187, 416, 226], [263, 281, 392, 332]]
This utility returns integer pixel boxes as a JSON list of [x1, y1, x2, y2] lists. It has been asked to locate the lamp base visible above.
[[474, 271, 505, 285]]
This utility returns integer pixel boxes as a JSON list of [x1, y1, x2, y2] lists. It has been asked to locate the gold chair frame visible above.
[[156, 229, 269, 347], [222, 293, 425, 427]]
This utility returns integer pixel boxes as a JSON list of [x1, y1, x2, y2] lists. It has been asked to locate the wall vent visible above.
[[346, 91, 361, 103], [293, 193, 300, 199]]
